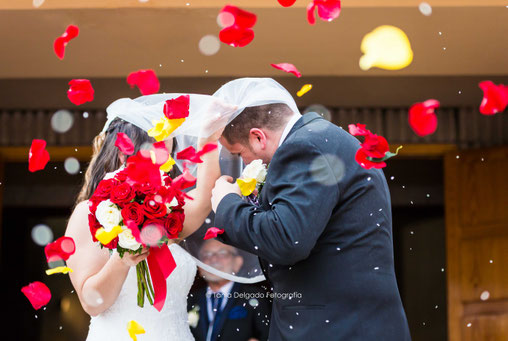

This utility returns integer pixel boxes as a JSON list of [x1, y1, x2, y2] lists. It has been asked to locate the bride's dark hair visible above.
[[74, 117, 155, 209]]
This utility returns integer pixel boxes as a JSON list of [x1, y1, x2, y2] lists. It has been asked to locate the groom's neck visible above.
[[208, 280, 230, 292]]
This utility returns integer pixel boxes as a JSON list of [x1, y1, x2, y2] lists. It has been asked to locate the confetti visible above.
[[54, 25, 79, 60], [127, 69, 160, 95], [21, 282, 51, 310], [28, 139, 50, 172], [115, 133, 135, 156], [307, 0, 341, 25], [270, 63, 302, 77], [408, 99, 439, 136], [204, 227, 225, 240], [127, 320, 145, 341], [218, 5, 257, 47], [67, 79, 94, 106], [478, 81, 508, 115], [297, 84, 313, 97]]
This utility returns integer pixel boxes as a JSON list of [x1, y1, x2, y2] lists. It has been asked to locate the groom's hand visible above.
[[211, 175, 241, 212]]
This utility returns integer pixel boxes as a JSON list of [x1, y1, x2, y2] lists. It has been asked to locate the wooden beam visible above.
[[1, 0, 507, 10], [0, 146, 93, 162]]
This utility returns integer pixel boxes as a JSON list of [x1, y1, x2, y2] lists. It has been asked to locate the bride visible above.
[[65, 94, 233, 340]]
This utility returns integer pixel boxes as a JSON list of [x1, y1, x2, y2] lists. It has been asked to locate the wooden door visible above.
[[445, 146, 508, 341]]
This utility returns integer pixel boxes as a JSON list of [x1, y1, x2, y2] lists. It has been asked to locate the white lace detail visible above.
[[86, 243, 197, 341]]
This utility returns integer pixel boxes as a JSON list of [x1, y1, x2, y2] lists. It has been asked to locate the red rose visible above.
[[115, 169, 128, 182], [165, 210, 185, 238], [88, 196, 102, 215], [134, 181, 158, 196], [94, 178, 119, 199], [110, 182, 136, 206], [355, 148, 386, 170], [121, 202, 145, 227], [361, 134, 389, 159], [141, 219, 167, 245], [88, 213, 102, 243], [143, 197, 167, 219]]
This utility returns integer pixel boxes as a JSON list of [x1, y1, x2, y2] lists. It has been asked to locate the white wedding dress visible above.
[[86, 243, 197, 341]]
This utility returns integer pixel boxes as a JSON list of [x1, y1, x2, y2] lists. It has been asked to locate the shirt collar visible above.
[[278, 113, 301, 147], [206, 281, 234, 296]]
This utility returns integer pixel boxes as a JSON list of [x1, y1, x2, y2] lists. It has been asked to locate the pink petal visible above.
[[220, 5, 257, 28], [127, 69, 160, 95], [408, 99, 439, 136], [204, 227, 225, 240], [115, 132, 135, 155], [270, 63, 302, 77], [479, 81, 508, 115], [316, 0, 341, 22], [28, 139, 50, 172], [348, 123, 370, 137], [306, 2, 317, 25], [21, 281, 51, 310]]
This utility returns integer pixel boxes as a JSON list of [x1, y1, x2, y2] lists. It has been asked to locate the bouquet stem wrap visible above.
[[143, 244, 176, 311]]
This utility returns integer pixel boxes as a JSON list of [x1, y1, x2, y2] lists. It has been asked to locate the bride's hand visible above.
[[118, 247, 150, 267]]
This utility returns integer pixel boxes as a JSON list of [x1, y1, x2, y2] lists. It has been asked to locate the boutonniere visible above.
[[187, 305, 200, 328], [236, 159, 268, 206]]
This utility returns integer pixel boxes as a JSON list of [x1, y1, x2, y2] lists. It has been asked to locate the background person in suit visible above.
[[210, 78, 411, 341], [187, 239, 271, 341]]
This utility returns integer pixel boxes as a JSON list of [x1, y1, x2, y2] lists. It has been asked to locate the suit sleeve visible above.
[[214, 140, 340, 265]]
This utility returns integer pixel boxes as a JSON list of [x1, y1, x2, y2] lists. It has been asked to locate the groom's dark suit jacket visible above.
[[215, 113, 411, 340], [187, 282, 271, 341]]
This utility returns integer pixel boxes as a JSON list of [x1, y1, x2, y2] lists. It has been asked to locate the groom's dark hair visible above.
[[222, 103, 294, 145]]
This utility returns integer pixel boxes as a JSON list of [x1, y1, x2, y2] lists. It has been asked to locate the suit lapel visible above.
[[211, 282, 241, 341]]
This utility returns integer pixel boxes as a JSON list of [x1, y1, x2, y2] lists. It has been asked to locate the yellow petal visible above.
[[359, 25, 413, 71], [297, 84, 312, 97], [237, 178, 257, 196], [46, 266, 74, 275], [148, 117, 171, 142], [127, 320, 145, 341], [95, 225, 123, 245], [165, 118, 186, 136], [160, 156, 176, 173]]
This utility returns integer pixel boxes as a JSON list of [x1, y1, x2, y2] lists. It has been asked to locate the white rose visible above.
[[118, 228, 142, 251], [242, 159, 267, 183], [95, 200, 122, 232]]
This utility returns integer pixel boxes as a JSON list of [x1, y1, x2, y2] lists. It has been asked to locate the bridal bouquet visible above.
[[236, 159, 267, 206], [88, 142, 195, 309]]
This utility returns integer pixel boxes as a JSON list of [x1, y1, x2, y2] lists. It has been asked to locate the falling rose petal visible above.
[[176, 143, 218, 163], [408, 99, 439, 136], [219, 27, 255, 48], [478, 81, 508, 115], [125, 151, 163, 189], [151, 141, 170, 166], [127, 69, 160, 95], [21, 281, 51, 310], [44, 236, 76, 263], [307, 0, 341, 25], [237, 178, 257, 196], [278, 0, 297, 7], [163, 95, 190, 119], [270, 63, 302, 77], [359, 25, 413, 71], [218, 5, 257, 47], [127, 320, 145, 341], [46, 266, 74, 275], [53, 25, 79, 60], [204, 227, 225, 240], [355, 148, 386, 169], [297, 84, 313, 97], [115, 132, 135, 155], [67, 79, 94, 106], [28, 139, 50, 172], [348, 123, 370, 137]]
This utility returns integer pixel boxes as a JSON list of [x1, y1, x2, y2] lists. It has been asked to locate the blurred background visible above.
[[0, 1, 507, 340]]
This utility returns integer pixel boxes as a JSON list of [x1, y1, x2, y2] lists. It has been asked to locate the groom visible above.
[[210, 78, 411, 341]]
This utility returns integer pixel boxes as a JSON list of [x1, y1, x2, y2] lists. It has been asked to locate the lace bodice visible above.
[[87, 243, 197, 341]]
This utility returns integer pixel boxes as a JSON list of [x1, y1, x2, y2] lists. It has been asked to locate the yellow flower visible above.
[[46, 266, 74, 275], [127, 320, 145, 341], [95, 225, 123, 245], [237, 178, 257, 196]]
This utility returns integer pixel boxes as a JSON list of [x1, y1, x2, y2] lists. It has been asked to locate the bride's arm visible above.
[[179, 137, 221, 239], [65, 201, 149, 316]]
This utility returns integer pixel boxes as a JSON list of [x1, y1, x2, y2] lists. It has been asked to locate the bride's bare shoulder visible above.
[[65, 200, 90, 235]]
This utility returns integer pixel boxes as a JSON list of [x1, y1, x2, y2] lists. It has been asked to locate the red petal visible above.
[[163, 95, 190, 120], [45, 236, 76, 263], [172, 165, 196, 191], [355, 148, 386, 169], [270, 63, 302, 77], [115, 132, 135, 155], [28, 139, 50, 172], [315, 0, 341, 22], [348, 123, 370, 137], [220, 5, 257, 28], [307, 2, 317, 25], [151, 141, 170, 166], [278, 0, 297, 7], [204, 227, 225, 240], [408, 99, 439, 136], [21, 281, 51, 310], [479, 81, 508, 115], [219, 27, 254, 47], [127, 69, 160, 95], [67, 79, 94, 105], [362, 134, 389, 159], [125, 151, 162, 190], [177, 146, 202, 163], [53, 25, 79, 60]]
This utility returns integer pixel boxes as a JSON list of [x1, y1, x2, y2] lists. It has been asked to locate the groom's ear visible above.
[[248, 128, 267, 150]]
